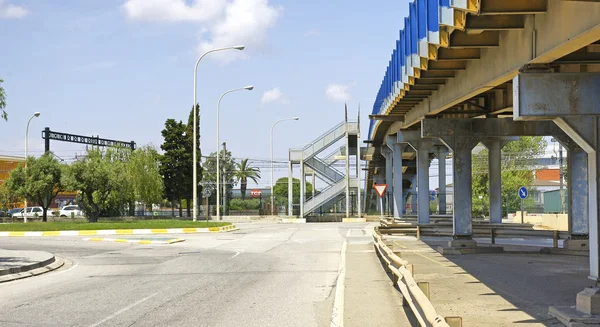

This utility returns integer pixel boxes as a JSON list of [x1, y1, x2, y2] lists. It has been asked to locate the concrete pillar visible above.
[[481, 139, 509, 224], [288, 161, 293, 216], [569, 147, 589, 236], [409, 175, 417, 215], [300, 162, 305, 217], [440, 136, 479, 242], [384, 148, 393, 214], [436, 146, 448, 215], [393, 143, 405, 218], [408, 141, 432, 224]]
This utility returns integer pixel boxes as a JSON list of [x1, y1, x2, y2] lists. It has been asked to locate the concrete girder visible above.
[[437, 48, 481, 61], [514, 73, 600, 119], [411, 84, 440, 91], [555, 52, 600, 65], [479, 0, 548, 15], [369, 115, 404, 122], [420, 71, 456, 79], [428, 61, 468, 70], [420, 118, 567, 138], [465, 15, 526, 33], [449, 31, 500, 48], [397, 1, 600, 130], [415, 79, 447, 85]]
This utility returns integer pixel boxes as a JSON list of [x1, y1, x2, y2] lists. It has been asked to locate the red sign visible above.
[[250, 189, 262, 198], [373, 184, 388, 197]]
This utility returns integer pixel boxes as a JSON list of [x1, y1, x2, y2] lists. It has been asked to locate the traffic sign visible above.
[[518, 187, 528, 199], [250, 189, 262, 198], [373, 184, 388, 197]]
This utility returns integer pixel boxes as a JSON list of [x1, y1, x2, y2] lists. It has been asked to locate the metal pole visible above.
[[520, 198, 524, 224], [24, 112, 40, 223], [288, 161, 293, 216], [271, 117, 299, 217], [222, 142, 227, 217], [193, 45, 245, 222], [380, 196, 384, 219], [559, 144, 565, 214], [216, 86, 253, 221]]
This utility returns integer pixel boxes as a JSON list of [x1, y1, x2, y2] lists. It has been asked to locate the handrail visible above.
[[290, 121, 345, 151], [372, 229, 453, 327]]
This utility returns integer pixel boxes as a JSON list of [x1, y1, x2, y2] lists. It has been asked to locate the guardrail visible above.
[[372, 228, 461, 327], [378, 219, 567, 248]]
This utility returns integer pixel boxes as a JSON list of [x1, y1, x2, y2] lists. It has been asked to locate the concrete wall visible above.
[[512, 211, 568, 231]]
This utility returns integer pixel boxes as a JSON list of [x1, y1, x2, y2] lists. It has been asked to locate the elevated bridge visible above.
[[365, 0, 600, 323]]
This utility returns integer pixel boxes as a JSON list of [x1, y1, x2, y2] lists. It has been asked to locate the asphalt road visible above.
[[0, 222, 377, 327]]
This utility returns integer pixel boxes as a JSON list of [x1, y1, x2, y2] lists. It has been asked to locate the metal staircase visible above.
[[288, 116, 362, 218]]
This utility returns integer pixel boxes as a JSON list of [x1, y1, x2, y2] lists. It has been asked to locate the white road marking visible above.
[[89, 291, 159, 327], [330, 240, 347, 327], [229, 251, 240, 259]]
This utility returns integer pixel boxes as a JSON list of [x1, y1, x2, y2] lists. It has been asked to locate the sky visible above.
[[0, 0, 409, 188]]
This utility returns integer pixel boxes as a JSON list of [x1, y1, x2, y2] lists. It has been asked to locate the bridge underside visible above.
[[365, 0, 600, 322]]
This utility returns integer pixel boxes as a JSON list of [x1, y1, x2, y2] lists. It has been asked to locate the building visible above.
[[0, 155, 25, 186]]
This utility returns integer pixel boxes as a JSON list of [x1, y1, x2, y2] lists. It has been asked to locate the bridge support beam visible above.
[[481, 138, 514, 224], [383, 147, 393, 215], [435, 146, 448, 215], [514, 72, 600, 320], [393, 142, 407, 218], [399, 133, 433, 224]]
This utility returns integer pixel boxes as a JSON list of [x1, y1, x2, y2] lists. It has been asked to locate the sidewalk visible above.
[[343, 242, 411, 326], [388, 236, 591, 326], [0, 249, 64, 283]]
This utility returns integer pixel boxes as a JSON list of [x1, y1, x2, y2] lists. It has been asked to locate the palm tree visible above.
[[234, 159, 261, 199]]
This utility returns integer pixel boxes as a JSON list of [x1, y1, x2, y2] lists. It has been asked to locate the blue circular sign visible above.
[[518, 187, 528, 199]]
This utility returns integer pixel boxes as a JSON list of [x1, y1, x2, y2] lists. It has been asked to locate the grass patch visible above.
[[0, 220, 231, 231]]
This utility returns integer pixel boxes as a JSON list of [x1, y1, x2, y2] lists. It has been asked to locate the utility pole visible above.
[[222, 142, 228, 217]]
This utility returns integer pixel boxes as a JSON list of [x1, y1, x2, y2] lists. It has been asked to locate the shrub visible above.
[[230, 198, 261, 210]]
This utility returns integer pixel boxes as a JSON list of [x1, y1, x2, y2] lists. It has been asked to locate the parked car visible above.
[[13, 206, 54, 218], [59, 205, 83, 218], [8, 208, 23, 218]]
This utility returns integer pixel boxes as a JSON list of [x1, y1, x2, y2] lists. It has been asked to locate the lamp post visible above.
[[270, 117, 299, 216], [192, 45, 245, 222], [24, 112, 40, 223], [216, 86, 254, 220]]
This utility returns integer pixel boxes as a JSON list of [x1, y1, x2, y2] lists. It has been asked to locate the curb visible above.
[[83, 237, 185, 244], [0, 256, 65, 283], [0, 254, 55, 276], [0, 225, 237, 237]]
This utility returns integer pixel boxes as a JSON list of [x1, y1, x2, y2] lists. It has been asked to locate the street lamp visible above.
[[270, 117, 299, 216], [24, 112, 40, 223], [216, 86, 254, 220], [192, 45, 245, 222]]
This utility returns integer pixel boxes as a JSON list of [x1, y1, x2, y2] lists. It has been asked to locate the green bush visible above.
[[230, 198, 261, 210]]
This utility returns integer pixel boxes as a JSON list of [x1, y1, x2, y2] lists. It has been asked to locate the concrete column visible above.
[[384, 148, 393, 214], [409, 175, 417, 215], [436, 146, 448, 215], [356, 151, 362, 219], [481, 139, 509, 224], [569, 147, 589, 236], [411, 142, 432, 224], [345, 129, 350, 218], [288, 161, 293, 216], [393, 143, 405, 218], [441, 136, 479, 241], [300, 162, 305, 217]]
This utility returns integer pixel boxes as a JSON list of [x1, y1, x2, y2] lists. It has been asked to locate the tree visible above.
[[160, 119, 188, 216], [62, 148, 128, 222], [127, 145, 164, 208], [0, 79, 7, 120], [183, 104, 202, 216], [5, 153, 64, 221], [472, 136, 547, 217], [0, 183, 19, 210], [272, 177, 314, 206], [202, 149, 237, 213], [234, 158, 261, 199]]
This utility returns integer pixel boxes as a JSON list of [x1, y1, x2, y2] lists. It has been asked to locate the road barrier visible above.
[[372, 228, 461, 327], [379, 218, 568, 248]]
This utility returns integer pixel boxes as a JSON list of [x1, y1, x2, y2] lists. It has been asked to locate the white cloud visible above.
[[326, 84, 351, 102], [0, 0, 30, 19], [123, 0, 282, 63], [261, 87, 288, 105]]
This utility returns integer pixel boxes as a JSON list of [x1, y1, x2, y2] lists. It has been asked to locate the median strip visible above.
[[0, 225, 237, 237], [83, 237, 185, 244]]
